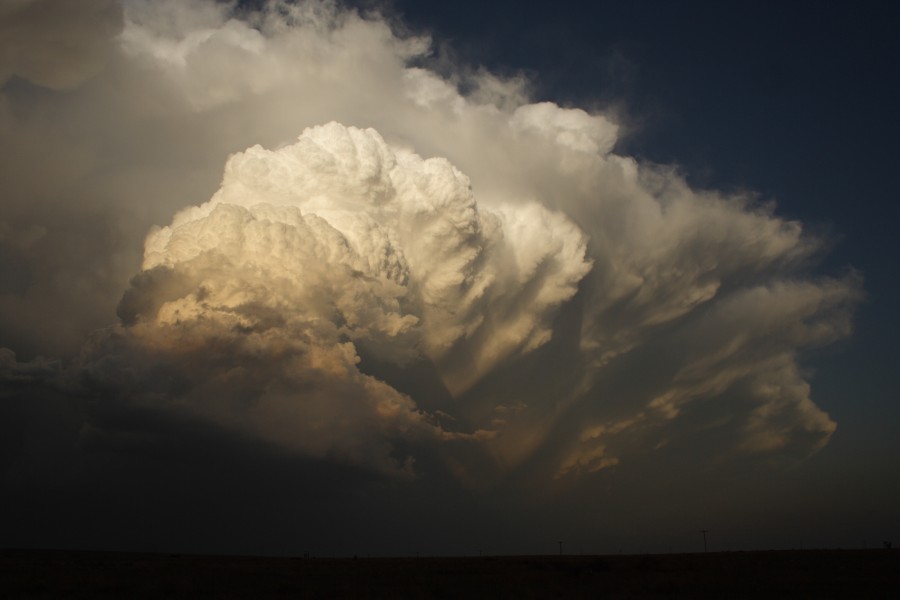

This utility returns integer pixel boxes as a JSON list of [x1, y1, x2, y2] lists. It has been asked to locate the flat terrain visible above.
[[1, 548, 898, 598]]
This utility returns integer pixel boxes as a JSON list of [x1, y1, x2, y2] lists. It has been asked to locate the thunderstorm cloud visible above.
[[1, 0, 860, 487]]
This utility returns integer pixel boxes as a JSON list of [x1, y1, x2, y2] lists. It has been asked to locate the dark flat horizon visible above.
[[3, 547, 899, 599]]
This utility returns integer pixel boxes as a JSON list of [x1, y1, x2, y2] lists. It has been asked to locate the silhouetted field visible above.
[[1, 548, 898, 598]]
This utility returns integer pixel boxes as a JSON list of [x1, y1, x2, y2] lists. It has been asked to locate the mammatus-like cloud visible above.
[[0, 0, 860, 481]]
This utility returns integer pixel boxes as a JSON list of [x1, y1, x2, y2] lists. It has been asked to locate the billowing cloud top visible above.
[[0, 0, 860, 483], [138, 122, 590, 383]]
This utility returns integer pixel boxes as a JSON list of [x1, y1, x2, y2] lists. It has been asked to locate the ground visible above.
[[1, 548, 898, 598]]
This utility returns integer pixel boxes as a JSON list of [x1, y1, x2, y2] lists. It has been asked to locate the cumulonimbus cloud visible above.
[[0, 0, 861, 481], [90, 122, 588, 474]]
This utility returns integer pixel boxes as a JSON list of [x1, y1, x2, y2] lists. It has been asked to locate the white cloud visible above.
[[91, 122, 589, 473], [0, 0, 860, 480]]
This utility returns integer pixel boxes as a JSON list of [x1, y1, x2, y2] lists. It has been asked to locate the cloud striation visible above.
[[1, 0, 860, 485]]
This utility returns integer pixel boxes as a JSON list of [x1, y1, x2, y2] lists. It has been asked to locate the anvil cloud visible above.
[[1, 0, 860, 487]]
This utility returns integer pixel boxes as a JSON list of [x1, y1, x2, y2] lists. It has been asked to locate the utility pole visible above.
[[558, 541, 563, 556], [700, 530, 708, 553]]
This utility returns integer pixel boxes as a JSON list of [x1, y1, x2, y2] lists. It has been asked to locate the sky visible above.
[[1, 0, 897, 556]]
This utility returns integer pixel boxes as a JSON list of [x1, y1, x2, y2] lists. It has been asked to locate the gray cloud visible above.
[[0, 0, 860, 490], [0, 0, 122, 90]]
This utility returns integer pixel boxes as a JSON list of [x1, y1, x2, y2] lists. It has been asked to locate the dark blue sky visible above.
[[389, 1, 899, 236], [387, 10, 899, 383], [385, 0, 900, 541]]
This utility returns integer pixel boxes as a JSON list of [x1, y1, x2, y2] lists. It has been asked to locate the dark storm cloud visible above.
[[0, 0, 866, 553]]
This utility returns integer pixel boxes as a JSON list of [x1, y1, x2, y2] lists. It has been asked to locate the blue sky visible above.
[[392, 0, 900, 505]]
